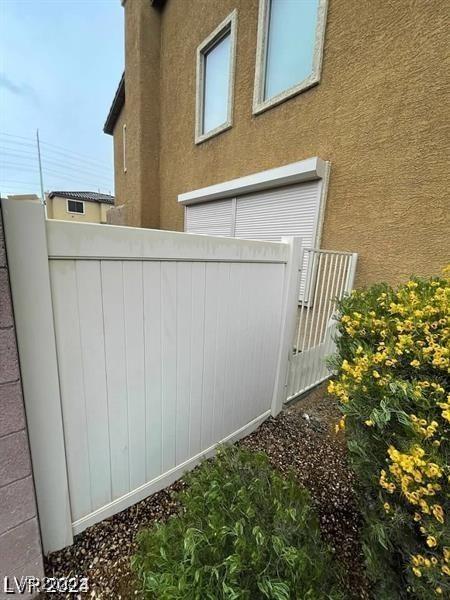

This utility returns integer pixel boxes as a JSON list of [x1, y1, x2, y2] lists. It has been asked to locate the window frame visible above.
[[195, 10, 238, 145], [252, 0, 328, 116], [66, 199, 85, 215]]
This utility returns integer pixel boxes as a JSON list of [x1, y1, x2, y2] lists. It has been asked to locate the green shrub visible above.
[[133, 446, 344, 599], [329, 271, 450, 599]]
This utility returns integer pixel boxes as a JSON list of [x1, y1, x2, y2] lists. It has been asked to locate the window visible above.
[[123, 123, 127, 173], [253, 0, 328, 114], [67, 200, 85, 214], [195, 10, 237, 144]]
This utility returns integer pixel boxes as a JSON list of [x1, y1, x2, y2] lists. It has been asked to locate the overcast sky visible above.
[[0, 0, 124, 198]]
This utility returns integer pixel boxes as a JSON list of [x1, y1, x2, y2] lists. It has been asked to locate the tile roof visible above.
[[48, 191, 115, 205]]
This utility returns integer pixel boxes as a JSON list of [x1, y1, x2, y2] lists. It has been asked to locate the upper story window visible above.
[[67, 200, 85, 214], [253, 0, 328, 115], [195, 10, 237, 144]]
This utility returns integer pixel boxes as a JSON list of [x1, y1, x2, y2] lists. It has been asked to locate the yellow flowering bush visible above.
[[328, 271, 449, 599]]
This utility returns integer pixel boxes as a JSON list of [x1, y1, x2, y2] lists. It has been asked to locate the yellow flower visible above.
[[372, 370, 380, 378], [426, 536, 437, 548], [432, 504, 444, 524], [365, 419, 374, 427], [442, 565, 450, 576], [435, 587, 442, 595], [413, 567, 422, 577], [383, 502, 390, 513], [410, 359, 420, 368]]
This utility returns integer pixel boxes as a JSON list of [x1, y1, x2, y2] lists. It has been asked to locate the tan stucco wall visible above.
[[119, 0, 161, 229], [47, 196, 107, 223], [120, 0, 449, 286]]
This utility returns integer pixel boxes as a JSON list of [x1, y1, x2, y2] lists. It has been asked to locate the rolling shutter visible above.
[[185, 180, 324, 301], [234, 181, 320, 243], [185, 198, 233, 237], [234, 181, 321, 301]]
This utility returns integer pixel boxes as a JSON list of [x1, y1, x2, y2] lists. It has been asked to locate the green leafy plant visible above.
[[133, 446, 344, 599], [329, 270, 450, 599]]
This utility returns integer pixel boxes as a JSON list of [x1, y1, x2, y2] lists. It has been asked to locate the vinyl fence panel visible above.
[[2, 199, 300, 553]]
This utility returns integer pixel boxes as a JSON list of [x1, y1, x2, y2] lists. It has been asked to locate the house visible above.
[[45, 191, 114, 224], [104, 0, 449, 286]]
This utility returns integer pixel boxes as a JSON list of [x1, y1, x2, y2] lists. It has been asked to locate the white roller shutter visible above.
[[234, 181, 320, 244], [185, 198, 233, 237], [234, 181, 322, 301], [185, 180, 324, 301]]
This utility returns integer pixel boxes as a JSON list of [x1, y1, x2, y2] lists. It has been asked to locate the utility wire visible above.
[[41, 139, 111, 169], [0, 180, 40, 187], [1, 165, 111, 191], [1, 152, 113, 184], [0, 132, 114, 194], [0, 131, 112, 170], [0, 140, 113, 176], [0, 161, 111, 183]]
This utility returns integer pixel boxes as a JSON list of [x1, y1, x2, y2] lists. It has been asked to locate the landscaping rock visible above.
[[42, 384, 368, 599]]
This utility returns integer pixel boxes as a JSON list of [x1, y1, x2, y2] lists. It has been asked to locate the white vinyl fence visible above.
[[287, 248, 358, 400], [2, 199, 302, 553]]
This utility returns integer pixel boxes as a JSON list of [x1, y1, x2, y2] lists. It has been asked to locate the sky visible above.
[[0, 0, 124, 198]]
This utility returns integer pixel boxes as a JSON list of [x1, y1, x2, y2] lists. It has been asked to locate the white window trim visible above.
[[178, 157, 328, 205], [195, 10, 237, 145], [123, 123, 127, 173], [252, 0, 328, 116], [66, 199, 85, 215]]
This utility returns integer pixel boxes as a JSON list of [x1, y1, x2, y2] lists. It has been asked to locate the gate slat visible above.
[[123, 261, 146, 490], [189, 262, 206, 456], [175, 262, 193, 465], [101, 261, 129, 500], [161, 262, 177, 472], [143, 261, 163, 481], [287, 249, 358, 401], [76, 261, 112, 510], [50, 260, 92, 521]]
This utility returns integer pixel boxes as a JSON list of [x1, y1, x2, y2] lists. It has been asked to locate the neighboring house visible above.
[[45, 191, 114, 224], [104, 0, 449, 287]]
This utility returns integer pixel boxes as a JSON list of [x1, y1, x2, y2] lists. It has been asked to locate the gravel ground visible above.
[[43, 384, 368, 599], [241, 384, 369, 599]]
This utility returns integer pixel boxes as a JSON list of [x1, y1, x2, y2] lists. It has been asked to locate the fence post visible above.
[[344, 252, 358, 294], [1, 198, 73, 553], [271, 236, 303, 416]]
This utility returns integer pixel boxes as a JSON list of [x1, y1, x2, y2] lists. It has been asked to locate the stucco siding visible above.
[[120, 0, 449, 286], [123, 0, 161, 228]]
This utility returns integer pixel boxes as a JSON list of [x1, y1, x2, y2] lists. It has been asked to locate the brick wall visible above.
[[0, 205, 44, 596]]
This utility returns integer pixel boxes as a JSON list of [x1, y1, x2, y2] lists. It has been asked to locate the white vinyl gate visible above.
[[287, 248, 358, 400], [2, 198, 302, 553]]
